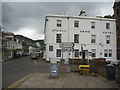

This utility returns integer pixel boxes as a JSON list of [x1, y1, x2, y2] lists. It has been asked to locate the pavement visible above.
[[18, 72, 120, 88], [3, 57, 120, 89]]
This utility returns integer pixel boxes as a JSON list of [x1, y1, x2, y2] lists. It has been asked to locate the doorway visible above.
[[82, 50, 88, 59]]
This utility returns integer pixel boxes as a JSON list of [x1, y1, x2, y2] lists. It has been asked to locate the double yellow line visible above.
[[4, 73, 35, 89]]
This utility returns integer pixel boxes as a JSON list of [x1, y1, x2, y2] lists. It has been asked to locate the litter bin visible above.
[[106, 64, 116, 81]]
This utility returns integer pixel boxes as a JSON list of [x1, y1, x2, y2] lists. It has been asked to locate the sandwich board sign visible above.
[[50, 64, 59, 78]]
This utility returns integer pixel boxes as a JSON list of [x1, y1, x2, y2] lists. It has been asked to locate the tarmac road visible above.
[[2, 56, 50, 88]]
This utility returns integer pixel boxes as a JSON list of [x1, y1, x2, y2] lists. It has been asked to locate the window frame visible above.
[[49, 45, 53, 51], [104, 49, 112, 57], [56, 49, 61, 57], [92, 49, 96, 57], [74, 49, 79, 57], [74, 34, 79, 43], [91, 22, 95, 29], [109, 49, 112, 57], [104, 49, 108, 57], [56, 34, 62, 43], [57, 20, 62, 27], [106, 35, 110, 44], [74, 21, 79, 27], [91, 35, 96, 44], [106, 23, 110, 29]]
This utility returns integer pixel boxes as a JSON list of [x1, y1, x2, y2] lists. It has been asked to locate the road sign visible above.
[[62, 48, 66, 52], [59, 42, 74, 48]]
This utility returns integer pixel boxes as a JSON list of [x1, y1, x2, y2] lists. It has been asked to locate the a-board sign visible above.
[[50, 64, 59, 77]]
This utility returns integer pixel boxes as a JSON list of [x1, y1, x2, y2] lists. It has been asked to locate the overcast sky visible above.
[[2, 2, 115, 40]]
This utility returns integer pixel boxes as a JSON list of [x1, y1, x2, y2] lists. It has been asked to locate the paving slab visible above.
[[18, 72, 120, 88]]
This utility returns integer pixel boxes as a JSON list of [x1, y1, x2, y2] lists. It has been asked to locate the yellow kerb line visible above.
[[5, 73, 35, 89]]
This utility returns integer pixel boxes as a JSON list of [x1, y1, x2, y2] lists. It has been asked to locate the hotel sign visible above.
[[52, 29, 67, 32]]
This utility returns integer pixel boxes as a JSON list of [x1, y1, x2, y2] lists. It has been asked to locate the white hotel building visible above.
[[44, 14, 116, 63]]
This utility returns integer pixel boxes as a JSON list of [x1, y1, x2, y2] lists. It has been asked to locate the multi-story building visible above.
[[113, 0, 120, 60], [44, 14, 116, 63], [13, 37, 23, 57], [15, 35, 37, 55], [2, 31, 14, 60]]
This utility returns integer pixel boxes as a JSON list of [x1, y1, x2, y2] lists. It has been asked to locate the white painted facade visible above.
[[44, 14, 116, 63]]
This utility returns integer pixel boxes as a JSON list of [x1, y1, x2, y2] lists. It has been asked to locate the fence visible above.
[[89, 58, 107, 77]]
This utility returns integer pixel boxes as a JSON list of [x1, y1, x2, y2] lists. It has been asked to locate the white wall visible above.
[[44, 15, 116, 62]]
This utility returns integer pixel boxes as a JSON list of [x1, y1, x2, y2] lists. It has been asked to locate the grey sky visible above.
[[2, 2, 114, 40]]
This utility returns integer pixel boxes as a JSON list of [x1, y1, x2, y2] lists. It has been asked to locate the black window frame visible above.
[[74, 21, 79, 27], [74, 49, 79, 57], [56, 34, 62, 43], [74, 34, 79, 43], [56, 49, 61, 57], [49, 46, 53, 51]]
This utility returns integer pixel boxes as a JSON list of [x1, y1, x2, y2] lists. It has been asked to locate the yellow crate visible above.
[[79, 65, 90, 74]]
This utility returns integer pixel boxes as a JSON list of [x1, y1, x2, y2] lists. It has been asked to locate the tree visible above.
[[103, 15, 115, 19]]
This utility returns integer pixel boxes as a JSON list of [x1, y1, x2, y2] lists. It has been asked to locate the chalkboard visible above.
[[50, 64, 59, 78]]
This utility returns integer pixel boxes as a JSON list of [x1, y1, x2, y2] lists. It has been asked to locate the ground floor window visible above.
[[92, 49, 96, 57], [56, 49, 61, 57], [104, 49, 112, 57], [74, 49, 79, 57]]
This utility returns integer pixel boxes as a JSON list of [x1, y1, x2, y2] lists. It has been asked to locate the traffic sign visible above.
[[59, 42, 74, 48]]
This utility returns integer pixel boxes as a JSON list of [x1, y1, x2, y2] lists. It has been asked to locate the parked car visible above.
[[14, 54, 21, 58], [31, 54, 38, 60]]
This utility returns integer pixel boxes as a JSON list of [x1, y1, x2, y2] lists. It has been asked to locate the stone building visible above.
[[113, 0, 120, 60]]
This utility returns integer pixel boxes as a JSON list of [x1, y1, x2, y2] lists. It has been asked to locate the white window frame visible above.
[[91, 35, 96, 43], [92, 49, 96, 57], [109, 49, 112, 57], [91, 22, 95, 29], [104, 49, 108, 57], [106, 35, 110, 44], [106, 23, 110, 29], [104, 49, 112, 57], [57, 20, 62, 27]]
